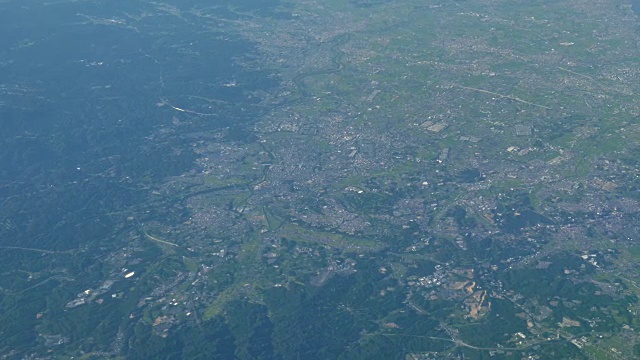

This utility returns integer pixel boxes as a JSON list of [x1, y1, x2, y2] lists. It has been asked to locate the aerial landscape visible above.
[[0, 0, 639, 359]]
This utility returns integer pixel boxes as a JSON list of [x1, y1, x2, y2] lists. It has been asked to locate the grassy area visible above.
[[203, 230, 265, 320], [204, 175, 253, 188], [203, 285, 240, 320], [263, 206, 283, 231], [280, 223, 382, 252], [627, 246, 640, 258], [182, 257, 199, 273]]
